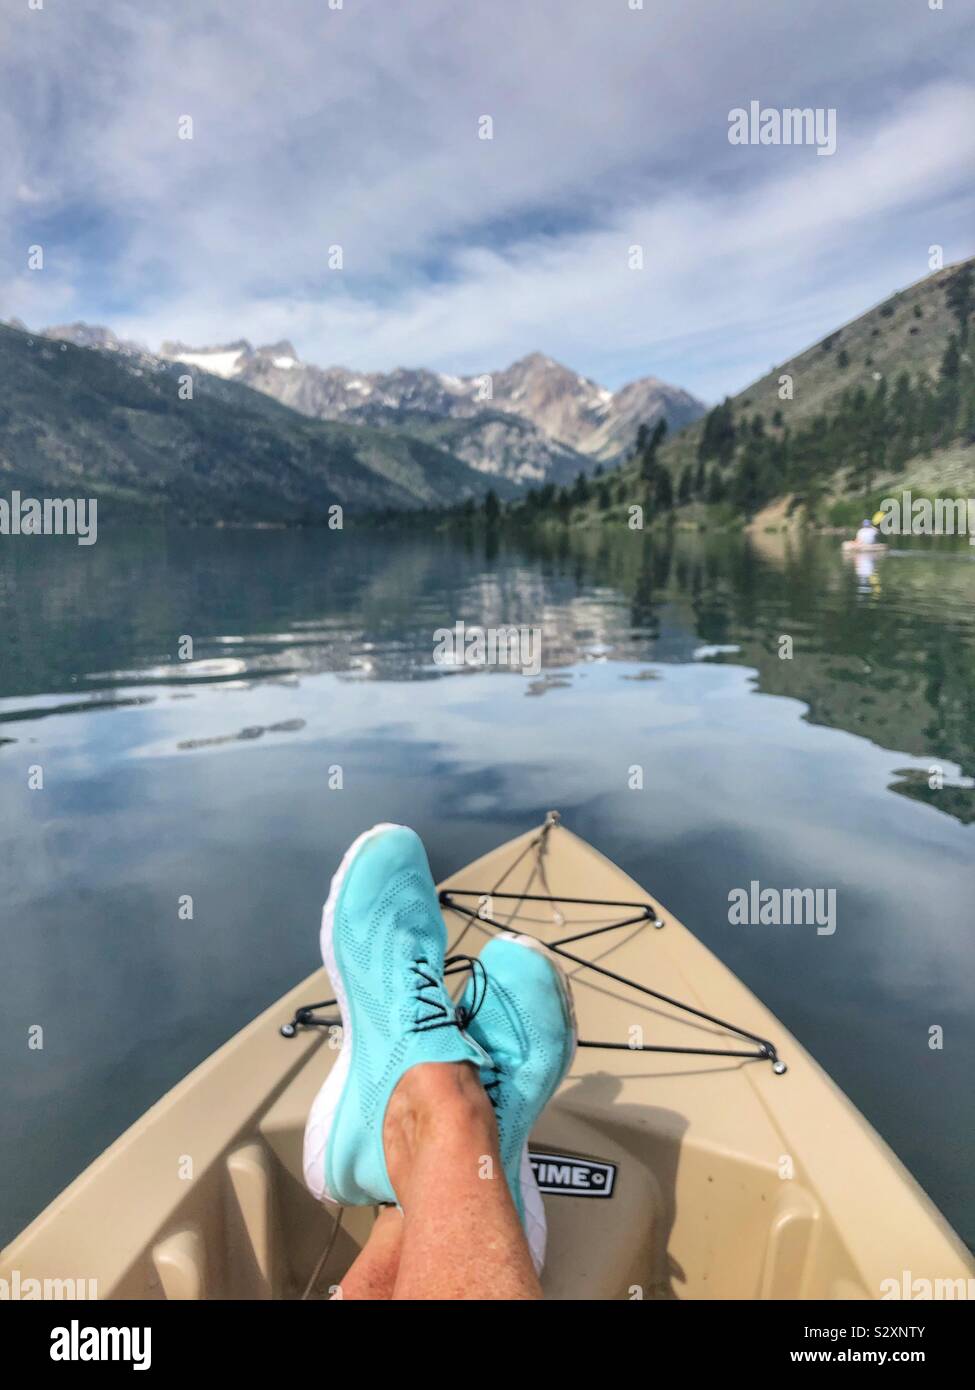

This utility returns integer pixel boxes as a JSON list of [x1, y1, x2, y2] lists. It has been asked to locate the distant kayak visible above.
[[842, 540, 887, 553]]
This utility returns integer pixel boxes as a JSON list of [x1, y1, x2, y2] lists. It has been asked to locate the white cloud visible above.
[[2, 0, 973, 395]]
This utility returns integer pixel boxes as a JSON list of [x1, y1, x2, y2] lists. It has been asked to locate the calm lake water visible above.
[[1, 524, 973, 1248]]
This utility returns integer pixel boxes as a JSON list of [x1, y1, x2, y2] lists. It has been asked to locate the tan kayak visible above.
[[3, 815, 971, 1301], [842, 540, 887, 553]]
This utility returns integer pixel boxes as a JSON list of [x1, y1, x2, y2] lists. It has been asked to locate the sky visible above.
[[1, 0, 974, 402]]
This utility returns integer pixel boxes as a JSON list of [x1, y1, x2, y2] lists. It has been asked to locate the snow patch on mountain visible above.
[[171, 347, 247, 378]]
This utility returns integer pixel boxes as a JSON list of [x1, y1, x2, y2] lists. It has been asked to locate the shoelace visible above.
[[452, 955, 504, 1117], [482, 1069, 502, 1114], [410, 954, 489, 1033]]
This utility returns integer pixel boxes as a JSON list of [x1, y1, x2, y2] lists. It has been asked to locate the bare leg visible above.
[[384, 1061, 542, 1300], [334, 1205, 403, 1300], [331, 1062, 540, 1300]]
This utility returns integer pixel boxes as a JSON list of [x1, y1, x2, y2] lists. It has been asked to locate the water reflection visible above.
[[2, 526, 973, 820]]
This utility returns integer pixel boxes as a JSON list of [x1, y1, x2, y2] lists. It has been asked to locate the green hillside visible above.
[[664, 256, 975, 517], [0, 323, 507, 523], [493, 257, 975, 532]]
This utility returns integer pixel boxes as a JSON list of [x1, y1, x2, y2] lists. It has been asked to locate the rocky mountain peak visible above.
[[255, 340, 299, 362], [43, 322, 143, 354]]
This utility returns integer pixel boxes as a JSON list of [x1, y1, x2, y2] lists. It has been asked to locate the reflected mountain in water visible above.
[[1, 524, 973, 821]]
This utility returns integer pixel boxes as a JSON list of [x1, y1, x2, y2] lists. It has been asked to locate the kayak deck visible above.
[[2, 820, 971, 1300]]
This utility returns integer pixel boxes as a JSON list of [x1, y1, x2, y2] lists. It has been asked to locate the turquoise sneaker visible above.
[[303, 824, 489, 1206], [459, 934, 577, 1272]]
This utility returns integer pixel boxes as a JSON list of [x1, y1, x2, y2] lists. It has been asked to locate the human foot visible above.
[[303, 825, 489, 1206], [458, 934, 577, 1271]]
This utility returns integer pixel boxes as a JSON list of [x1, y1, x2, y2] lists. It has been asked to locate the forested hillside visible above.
[[487, 257, 975, 530]]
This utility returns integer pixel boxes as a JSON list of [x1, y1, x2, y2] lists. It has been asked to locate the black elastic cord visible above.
[[438, 889, 783, 1069], [446, 953, 489, 1028], [280, 890, 784, 1071]]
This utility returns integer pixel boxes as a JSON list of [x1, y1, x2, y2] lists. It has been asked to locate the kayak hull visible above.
[[842, 541, 887, 553], [2, 821, 971, 1300]]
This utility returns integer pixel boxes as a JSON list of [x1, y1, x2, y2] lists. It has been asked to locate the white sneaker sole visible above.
[[501, 933, 578, 1276], [302, 823, 403, 1204]]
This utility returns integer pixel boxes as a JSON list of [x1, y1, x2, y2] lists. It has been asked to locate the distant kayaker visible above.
[[855, 518, 880, 545]]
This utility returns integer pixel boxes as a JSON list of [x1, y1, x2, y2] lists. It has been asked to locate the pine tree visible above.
[[698, 398, 736, 466], [638, 417, 668, 484], [732, 450, 765, 515], [571, 471, 591, 506], [937, 338, 962, 442], [653, 467, 674, 511], [946, 264, 973, 343], [888, 372, 914, 471]]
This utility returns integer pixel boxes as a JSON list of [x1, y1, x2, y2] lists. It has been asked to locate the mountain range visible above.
[[0, 316, 703, 520], [0, 323, 502, 522], [157, 339, 703, 466], [6, 258, 971, 528], [36, 327, 704, 488]]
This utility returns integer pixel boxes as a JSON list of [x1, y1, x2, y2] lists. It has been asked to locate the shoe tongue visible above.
[[412, 979, 492, 1065], [411, 959, 493, 1067]]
